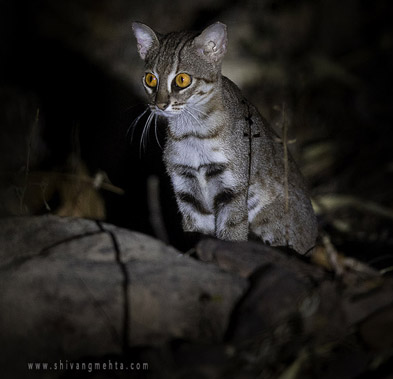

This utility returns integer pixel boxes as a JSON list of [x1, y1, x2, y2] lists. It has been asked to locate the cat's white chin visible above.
[[153, 109, 180, 118]]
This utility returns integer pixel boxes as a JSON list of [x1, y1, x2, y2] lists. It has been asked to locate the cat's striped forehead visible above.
[[146, 32, 197, 75], [144, 32, 194, 94], [144, 31, 217, 92]]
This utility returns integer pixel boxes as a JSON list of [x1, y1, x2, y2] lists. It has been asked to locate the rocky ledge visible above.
[[0, 215, 392, 378]]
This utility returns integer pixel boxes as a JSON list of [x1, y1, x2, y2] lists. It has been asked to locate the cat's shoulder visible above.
[[221, 76, 268, 123], [222, 76, 243, 98], [221, 76, 245, 112]]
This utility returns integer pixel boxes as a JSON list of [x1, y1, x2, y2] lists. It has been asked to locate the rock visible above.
[[195, 239, 393, 379], [0, 216, 247, 378], [2, 218, 392, 379], [196, 238, 326, 280]]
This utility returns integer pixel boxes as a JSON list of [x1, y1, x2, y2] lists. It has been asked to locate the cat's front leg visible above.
[[175, 193, 216, 236], [214, 187, 248, 240]]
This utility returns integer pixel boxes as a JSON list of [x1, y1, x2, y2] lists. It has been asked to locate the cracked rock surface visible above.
[[0, 215, 247, 378], [1, 216, 393, 379]]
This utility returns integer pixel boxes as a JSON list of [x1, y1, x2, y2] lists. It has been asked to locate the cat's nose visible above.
[[156, 102, 169, 110]]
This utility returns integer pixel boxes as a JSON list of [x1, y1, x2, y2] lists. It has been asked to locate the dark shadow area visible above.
[[0, 0, 392, 255], [1, 1, 393, 377]]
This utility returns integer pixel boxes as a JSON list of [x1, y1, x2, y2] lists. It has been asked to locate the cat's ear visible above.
[[132, 22, 159, 60], [194, 22, 227, 63]]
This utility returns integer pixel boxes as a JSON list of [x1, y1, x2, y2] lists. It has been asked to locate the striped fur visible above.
[[132, 22, 318, 253]]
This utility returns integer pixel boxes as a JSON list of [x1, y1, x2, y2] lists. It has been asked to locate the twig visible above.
[[311, 243, 379, 277], [380, 266, 393, 275], [321, 231, 344, 277], [343, 256, 379, 277], [39, 181, 51, 211], [276, 349, 308, 379], [314, 194, 393, 221]]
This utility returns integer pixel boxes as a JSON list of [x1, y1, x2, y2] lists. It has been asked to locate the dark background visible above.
[[1, 0, 392, 261]]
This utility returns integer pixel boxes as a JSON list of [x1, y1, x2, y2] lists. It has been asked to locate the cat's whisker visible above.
[[186, 105, 209, 118], [139, 114, 149, 154], [154, 114, 162, 150], [127, 107, 149, 142], [139, 112, 154, 156], [181, 108, 194, 127], [183, 108, 204, 130], [145, 113, 155, 147]]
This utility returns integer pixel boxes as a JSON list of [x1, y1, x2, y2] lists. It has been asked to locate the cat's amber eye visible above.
[[145, 73, 158, 88], [175, 73, 192, 88]]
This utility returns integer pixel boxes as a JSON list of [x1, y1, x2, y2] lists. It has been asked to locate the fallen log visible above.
[[0, 216, 392, 378]]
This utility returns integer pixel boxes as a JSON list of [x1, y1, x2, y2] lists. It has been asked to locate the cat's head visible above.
[[132, 22, 227, 118]]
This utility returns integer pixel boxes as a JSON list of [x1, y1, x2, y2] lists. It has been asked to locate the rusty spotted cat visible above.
[[132, 22, 318, 253]]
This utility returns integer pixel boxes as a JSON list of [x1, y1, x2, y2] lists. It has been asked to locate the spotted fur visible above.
[[132, 22, 318, 253]]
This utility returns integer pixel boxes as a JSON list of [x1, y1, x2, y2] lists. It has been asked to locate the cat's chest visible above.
[[165, 138, 228, 169]]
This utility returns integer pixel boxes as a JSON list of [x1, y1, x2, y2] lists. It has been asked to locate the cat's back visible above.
[[221, 76, 317, 252], [220, 76, 280, 150]]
